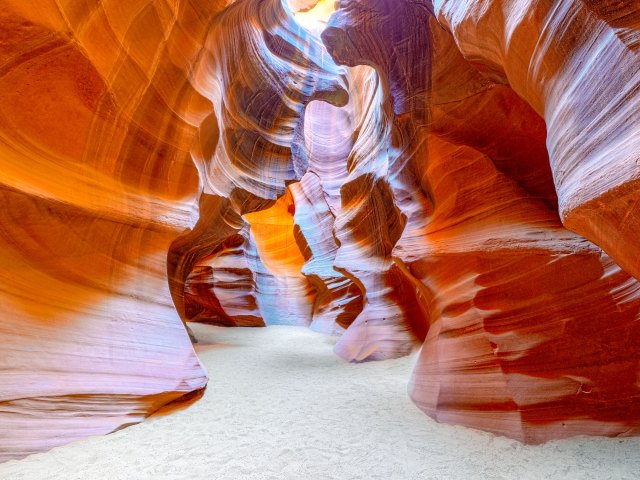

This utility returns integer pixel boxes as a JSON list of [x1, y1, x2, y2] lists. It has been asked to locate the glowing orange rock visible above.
[[0, 0, 218, 461], [2, 0, 640, 461], [0, 0, 349, 461]]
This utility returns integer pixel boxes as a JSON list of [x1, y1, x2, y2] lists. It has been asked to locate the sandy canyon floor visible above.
[[1, 324, 640, 480]]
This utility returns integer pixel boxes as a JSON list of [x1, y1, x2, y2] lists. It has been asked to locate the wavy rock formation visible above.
[[1, 0, 640, 461], [325, 0, 640, 443], [244, 189, 316, 326], [184, 228, 264, 327], [167, 0, 348, 330], [0, 0, 221, 461], [0, 0, 348, 461], [290, 172, 362, 335], [433, 0, 640, 280]]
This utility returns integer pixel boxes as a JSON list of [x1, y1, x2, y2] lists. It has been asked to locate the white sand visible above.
[[2, 324, 640, 480]]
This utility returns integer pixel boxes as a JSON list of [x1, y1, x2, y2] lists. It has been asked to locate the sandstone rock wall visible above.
[[0, 0, 349, 460], [0, 0, 223, 461], [324, 0, 640, 442], [1, 0, 640, 460], [433, 0, 640, 279]]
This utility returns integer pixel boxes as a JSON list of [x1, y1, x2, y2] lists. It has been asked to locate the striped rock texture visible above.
[[1, 0, 639, 460], [0, 0, 348, 461], [324, 0, 640, 442], [433, 0, 640, 280], [0, 0, 222, 461]]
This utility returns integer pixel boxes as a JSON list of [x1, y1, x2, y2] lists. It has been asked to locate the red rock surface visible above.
[[1, 0, 639, 460], [433, 0, 640, 279], [324, 0, 640, 442]]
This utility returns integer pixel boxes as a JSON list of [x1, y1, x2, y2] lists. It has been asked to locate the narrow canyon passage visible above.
[[2, 0, 640, 466], [1, 324, 639, 480]]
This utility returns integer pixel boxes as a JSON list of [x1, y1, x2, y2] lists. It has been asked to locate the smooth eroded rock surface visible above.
[[1, 0, 639, 460]]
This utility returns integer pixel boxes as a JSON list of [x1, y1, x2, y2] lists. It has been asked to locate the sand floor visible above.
[[2, 324, 640, 480]]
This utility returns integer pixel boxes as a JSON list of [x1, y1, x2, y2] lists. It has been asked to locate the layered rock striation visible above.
[[1, 0, 639, 460], [0, 0, 349, 461], [0, 0, 221, 461], [324, 0, 640, 442]]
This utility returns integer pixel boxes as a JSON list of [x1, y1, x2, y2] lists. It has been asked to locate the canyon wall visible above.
[[323, 0, 640, 443], [1, 0, 639, 460], [0, 0, 220, 461], [0, 0, 348, 461]]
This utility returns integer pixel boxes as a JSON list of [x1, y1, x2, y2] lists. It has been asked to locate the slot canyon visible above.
[[1, 0, 640, 477]]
